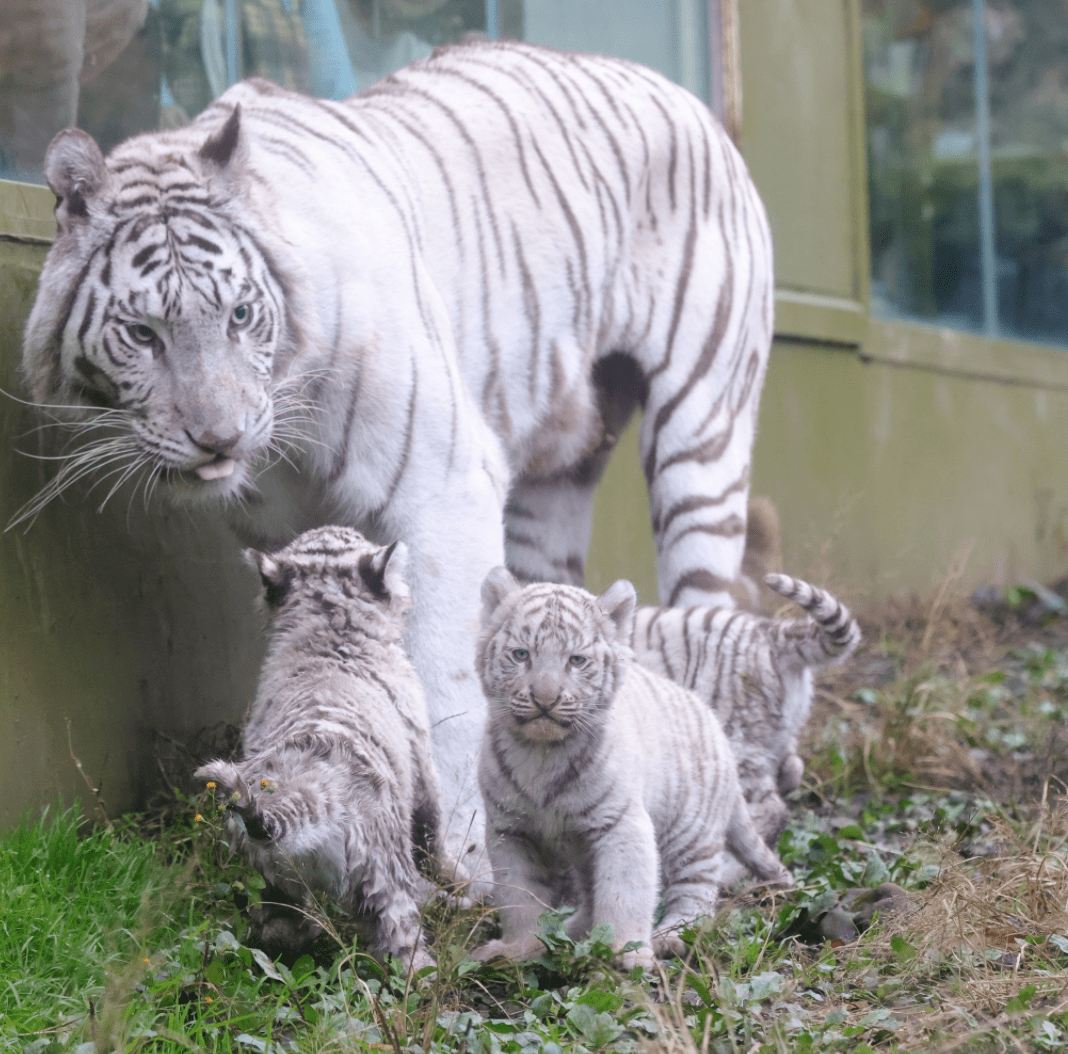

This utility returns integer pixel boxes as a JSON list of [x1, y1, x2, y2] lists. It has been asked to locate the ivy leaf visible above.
[[249, 946, 284, 981], [890, 936, 917, 962]]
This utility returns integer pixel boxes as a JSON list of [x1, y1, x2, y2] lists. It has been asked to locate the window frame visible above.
[[760, 0, 1068, 393]]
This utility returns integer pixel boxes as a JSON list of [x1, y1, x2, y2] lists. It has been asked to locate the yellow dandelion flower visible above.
[[205, 996, 214, 1004], [195, 814, 203, 822], [260, 778, 270, 788], [206, 781, 216, 790], [143, 958, 151, 964]]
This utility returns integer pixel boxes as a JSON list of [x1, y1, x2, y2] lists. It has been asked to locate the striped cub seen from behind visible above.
[[633, 574, 861, 870], [474, 570, 791, 968], [196, 526, 450, 971]]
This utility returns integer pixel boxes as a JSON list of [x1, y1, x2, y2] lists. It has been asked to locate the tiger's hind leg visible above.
[[632, 168, 774, 609], [653, 846, 724, 959], [640, 355, 765, 608], [504, 468, 602, 587], [505, 354, 644, 587]]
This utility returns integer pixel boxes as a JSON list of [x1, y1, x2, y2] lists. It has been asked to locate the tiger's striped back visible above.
[[632, 574, 861, 866]]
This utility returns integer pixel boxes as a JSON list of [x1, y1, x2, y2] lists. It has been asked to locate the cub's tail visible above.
[[764, 573, 862, 669]]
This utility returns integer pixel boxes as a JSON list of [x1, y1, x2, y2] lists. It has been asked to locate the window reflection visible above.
[[1, 1, 719, 188], [864, 0, 1068, 347], [0, 0, 495, 182]]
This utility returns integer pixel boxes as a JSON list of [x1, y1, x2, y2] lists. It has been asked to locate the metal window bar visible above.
[[224, 0, 241, 87], [972, 0, 998, 338], [485, 0, 500, 40]]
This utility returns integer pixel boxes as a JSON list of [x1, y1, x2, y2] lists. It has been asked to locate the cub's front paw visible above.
[[651, 928, 688, 959], [619, 943, 655, 971], [471, 936, 543, 962]]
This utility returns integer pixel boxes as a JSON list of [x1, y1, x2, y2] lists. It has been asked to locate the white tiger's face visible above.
[[68, 221, 281, 498], [21, 112, 300, 513], [477, 571, 636, 744]]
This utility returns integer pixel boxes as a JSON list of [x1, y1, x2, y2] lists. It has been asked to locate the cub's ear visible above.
[[358, 540, 410, 604], [480, 566, 520, 625], [596, 579, 637, 646], [43, 129, 107, 233], [244, 549, 291, 607], [199, 104, 246, 170]]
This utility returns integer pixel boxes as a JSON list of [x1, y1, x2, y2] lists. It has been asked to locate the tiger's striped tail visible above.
[[763, 573, 862, 668]]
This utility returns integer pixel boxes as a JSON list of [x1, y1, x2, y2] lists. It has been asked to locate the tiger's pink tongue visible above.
[[195, 457, 236, 481]]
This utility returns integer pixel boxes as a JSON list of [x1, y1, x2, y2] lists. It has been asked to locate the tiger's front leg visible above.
[[394, 474, 506, 899], [474, 807, 557, 963], [585, 805, 659, 970]]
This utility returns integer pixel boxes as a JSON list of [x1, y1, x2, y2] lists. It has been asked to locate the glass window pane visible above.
[[863, 0, 984, 332], [519, 0, 711, 104], [864, 0, 1068, 348], [986, 0, 1068, 346]]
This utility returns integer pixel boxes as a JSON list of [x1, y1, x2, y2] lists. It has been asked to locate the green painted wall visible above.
[[754, 337, 1068, 600], [586, 332, 1068, 608]]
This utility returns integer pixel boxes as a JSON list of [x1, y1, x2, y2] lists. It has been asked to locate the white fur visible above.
[[23, 43, 774, 885]]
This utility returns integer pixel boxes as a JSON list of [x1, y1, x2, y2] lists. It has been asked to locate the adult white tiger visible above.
[[21, 41, 773, 881]]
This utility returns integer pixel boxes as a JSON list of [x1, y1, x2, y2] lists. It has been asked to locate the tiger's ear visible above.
[[43, 129, 107, 234], [481, 566, 520, 625], [244, 548, 292, 608], [199, 104, 246, 172], [358, 540, 411, 606], [596, 580, 637, 646]]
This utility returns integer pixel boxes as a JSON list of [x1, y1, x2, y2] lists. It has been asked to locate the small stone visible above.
[[848, 883, 913, 931], [817, 908, 860, 944]]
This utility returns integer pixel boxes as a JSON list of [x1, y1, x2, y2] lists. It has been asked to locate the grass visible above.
[[7, 583, 1068, 1053]]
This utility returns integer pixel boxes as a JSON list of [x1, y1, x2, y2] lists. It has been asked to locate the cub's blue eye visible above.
[[511, 648, 529, 662], [129, 323, 156, 345], [231, 303, 251, 326], [568, 655, 588, 668]]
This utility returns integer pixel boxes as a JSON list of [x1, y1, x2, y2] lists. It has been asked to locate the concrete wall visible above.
[[0, 235, 260, 827]]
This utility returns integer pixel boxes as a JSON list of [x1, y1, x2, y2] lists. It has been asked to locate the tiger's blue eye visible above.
[[568, 655, 588, 668], [511, 648, 529, 662], [129, 323, 156, 345], [231, 303, 251, 326]]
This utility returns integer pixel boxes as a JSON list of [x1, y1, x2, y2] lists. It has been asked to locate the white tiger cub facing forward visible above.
[[196, 526, 452, 971], [474, 570, 791, 967], [633, 574, 862, 874]]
